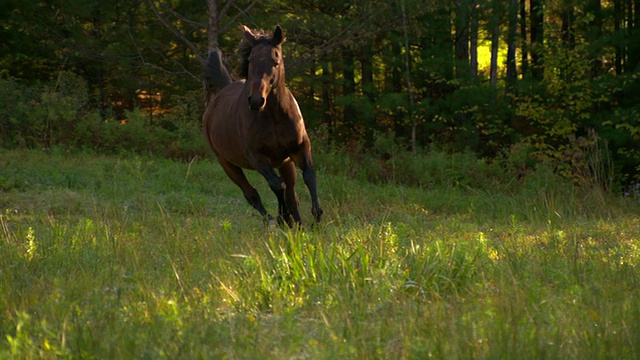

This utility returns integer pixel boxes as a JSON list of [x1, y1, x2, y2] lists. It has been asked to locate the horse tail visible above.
[[204, 48, 233, 101]]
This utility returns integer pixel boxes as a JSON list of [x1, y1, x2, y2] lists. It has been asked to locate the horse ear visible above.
[[241, 25, 257, 44], [272, 25, 284, 45]]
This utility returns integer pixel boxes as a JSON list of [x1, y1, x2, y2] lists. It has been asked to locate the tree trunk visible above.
[[469, 5, 479, 78], [520, 0, 529, 77], [636, 0, 640, 32], [560, 0, 575, 82], [614, 0, 623, 74], [589, 0, 603, 75], [341, 47, 357, 134], [627, 0, 640, 72], [530, 0, 544, 80], [561, 0, 574, 49], [506, 0, 518, 92], [489, 1, 500, 89], [401, 0, 416, 152], [455, 0, 470, 77], [207, 0, 220, 51], [360, 46, 374, 104], [322, 61, 333, 141], [391, 42, 407, 139], [359, 44, 376, 141]]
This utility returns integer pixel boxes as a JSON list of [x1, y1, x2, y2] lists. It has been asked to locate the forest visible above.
[[3, 2, 640, 357], [1, 0, 640, 188]]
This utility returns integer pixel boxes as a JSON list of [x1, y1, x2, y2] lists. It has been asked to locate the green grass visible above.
[[1, 148, 639, 359]]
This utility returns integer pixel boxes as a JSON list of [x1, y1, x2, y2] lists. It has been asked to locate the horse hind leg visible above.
[[216, 158, 272, 222]]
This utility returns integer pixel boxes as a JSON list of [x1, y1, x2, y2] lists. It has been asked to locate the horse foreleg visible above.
[[292, 152, 323, 223], [278, 161, 302, 225], [255, 164, 296, 226], [217, 158, 271, 222], [303, 166, 323, 222]]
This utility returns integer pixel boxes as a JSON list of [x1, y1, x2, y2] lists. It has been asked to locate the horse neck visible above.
[[268, 68, 289, 109], [274, 65, 286, 96]]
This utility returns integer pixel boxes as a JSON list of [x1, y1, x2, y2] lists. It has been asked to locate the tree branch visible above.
[[221, 0, 259, 34], [145, 0, 204, 66], [128, 28, 200, 83]]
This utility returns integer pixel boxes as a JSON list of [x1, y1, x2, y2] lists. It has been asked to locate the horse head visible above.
[[241, 25, 285, 112]]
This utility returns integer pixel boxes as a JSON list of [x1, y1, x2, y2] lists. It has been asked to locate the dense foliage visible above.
[[1, 0, 639, 188]]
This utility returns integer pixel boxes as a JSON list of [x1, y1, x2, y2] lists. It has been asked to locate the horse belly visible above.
[[209, 124, 253, 169], [213, 132, 253, 169]]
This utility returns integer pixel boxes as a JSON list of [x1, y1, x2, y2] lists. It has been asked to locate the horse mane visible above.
[[237, 28, 280, 79]]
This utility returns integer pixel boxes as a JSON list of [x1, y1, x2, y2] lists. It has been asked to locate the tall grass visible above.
[[1, 148, 639, 358]]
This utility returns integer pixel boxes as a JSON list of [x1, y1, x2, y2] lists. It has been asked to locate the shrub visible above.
[[0, 72, 208, 161], [0, 71, 93, 148]]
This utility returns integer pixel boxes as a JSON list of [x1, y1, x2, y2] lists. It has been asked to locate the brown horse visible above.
[[202, 25, 323, 226]]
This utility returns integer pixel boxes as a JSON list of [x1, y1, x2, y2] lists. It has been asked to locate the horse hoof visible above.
[[313, 208, 324, 223]]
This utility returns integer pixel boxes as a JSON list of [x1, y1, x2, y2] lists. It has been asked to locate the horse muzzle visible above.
[[248, 96, 266, 112]]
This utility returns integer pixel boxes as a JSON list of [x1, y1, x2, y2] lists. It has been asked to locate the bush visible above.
[[0, 72, 208, 161], [314, 131, 512, 192], [0, 71, 92, 148]]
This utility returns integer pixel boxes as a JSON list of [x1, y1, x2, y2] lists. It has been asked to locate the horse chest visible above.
[[246, 121, 297, 162], [261, 127, 299, 159]]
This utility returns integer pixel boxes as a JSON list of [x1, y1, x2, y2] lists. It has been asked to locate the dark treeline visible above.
[[1, 0, 639, 187]]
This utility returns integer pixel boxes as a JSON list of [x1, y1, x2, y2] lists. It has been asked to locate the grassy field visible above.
[[1, 148, 639, 359]]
